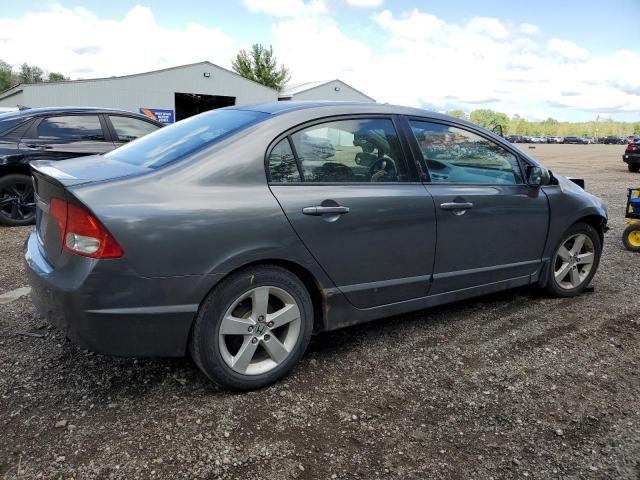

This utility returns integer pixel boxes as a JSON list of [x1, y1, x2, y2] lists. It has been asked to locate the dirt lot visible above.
[[1, 144, 639, 479]]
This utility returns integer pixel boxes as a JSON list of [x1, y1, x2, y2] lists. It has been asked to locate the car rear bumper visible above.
[[24, 230, 219, 357], [623, 153, 640, 165]]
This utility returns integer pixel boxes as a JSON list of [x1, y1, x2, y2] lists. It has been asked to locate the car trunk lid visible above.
[[31, 158, 146, 265]]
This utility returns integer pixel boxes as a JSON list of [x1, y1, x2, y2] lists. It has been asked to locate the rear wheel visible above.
[[546, 222, 601, 297], [190, 265, 313, 390], [623, 224, 640, 252], [628, 164, 639, 173], [0, 174, 36, 226]]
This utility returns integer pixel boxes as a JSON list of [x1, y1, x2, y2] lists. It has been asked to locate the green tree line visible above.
[[447, 108, 640, 137], [0, 60, 69, 92]]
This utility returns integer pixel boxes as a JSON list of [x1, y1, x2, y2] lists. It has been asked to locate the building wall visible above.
[[0, 63, 277, 113], [0, 90, 24, 108], [289, 80, 374, 102]]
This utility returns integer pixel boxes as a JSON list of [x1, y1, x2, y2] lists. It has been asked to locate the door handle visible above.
[[25, 144, 52, 150], [440, 202, 473, 210], [302, 206, 350, 216]]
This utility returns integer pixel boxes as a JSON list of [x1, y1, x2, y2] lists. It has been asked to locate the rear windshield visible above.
[[104, 109, 269, 169]]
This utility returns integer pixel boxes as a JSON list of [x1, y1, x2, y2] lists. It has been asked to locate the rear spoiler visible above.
[[30, 161, 86, 187]]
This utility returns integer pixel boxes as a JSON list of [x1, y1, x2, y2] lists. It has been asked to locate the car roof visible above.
[[228, 100, 472, 126], [0, 106, 160, 123]]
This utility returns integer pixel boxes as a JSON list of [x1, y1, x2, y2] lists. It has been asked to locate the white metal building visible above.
[[0, 61, 279, 123], [279, 80, 374, 102]]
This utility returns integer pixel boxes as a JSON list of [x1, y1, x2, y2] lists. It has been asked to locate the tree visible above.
[[18, 63, 44, 83], [446, 109, 468, 120], [48, 72, 69, 82], [232, 44, 290, 91], [469, 109, 509, 134], [0, 60, 14, 91]]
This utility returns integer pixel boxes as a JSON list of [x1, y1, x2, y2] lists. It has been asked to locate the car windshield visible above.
[[105, 109, 269, 169]]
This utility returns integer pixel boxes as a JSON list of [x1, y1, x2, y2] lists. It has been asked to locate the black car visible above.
[[623, 139, 640, 172], [564, 136, 580, 144], [0, 107, 162, 226], [604, 136, 625, 145]]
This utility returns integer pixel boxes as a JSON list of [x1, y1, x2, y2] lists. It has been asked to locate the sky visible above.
[[1, 0, 639, 122]]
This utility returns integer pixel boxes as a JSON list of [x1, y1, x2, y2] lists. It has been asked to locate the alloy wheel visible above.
[[553, 233, 595, 290], [0, 178, 35, 222], [218, 286, 301, 375]]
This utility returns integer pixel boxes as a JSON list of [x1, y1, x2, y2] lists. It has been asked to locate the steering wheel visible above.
[[369, 156, 397, 182]]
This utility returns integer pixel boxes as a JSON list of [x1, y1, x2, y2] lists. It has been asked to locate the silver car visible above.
[[25, 102, 608, 390]]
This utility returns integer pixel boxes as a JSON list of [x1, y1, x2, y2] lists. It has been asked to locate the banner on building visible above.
[[139, 108, 174, 125]]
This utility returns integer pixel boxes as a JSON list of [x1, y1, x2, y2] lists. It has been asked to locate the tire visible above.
[[545, 222, 602, 298], [628, 164, 639, 173], [623, 224, 640, 252], [189, 265, 313, 391], [0, 174, 36, 227]]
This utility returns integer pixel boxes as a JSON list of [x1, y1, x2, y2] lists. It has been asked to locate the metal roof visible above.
[[279, 79, 375, 101]]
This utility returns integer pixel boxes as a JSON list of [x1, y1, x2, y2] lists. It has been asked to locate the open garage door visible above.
[[175, 92, 235, 121]]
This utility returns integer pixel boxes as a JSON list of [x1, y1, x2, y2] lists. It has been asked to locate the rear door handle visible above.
[[302, 206, 350, 216], [440, 202, 473, 210], [25, 144, 52, 150]]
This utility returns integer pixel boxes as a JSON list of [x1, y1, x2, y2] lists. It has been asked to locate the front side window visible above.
[[109, 115, 159, 142], [36, 115, 105, 141], [105, 109, 268, 169], [283, 118, 407, 183], [409, 120, 522, 185]]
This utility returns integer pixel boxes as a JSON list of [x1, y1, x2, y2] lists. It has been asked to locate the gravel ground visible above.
[[1, 144, 639, 479]]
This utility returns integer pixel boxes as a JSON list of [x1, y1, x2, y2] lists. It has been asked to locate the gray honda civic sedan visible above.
[[25, 102, 607, 390]]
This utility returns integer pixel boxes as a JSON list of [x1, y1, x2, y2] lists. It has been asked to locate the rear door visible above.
[[105, 115, 160, 148], [268, 116, 437, 309], [404, 118, 549, 294], [19, 114, 113, 161]]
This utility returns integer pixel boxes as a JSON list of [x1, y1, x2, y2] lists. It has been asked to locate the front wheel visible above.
[[628, 164, 639, 173], [546, 222, 602, 297], [190, 265, 313, 390], [0, 174, 36, 226]]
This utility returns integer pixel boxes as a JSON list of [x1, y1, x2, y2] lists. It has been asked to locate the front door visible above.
[[406, 119, 549, 294], [268, 117, 437, 308]]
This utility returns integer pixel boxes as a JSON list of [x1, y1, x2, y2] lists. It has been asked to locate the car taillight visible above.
[[49, 198, 123, 258], [627, 144, 639, 152]]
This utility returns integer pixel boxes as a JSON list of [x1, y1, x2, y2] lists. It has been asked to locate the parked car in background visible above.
[[624, 139, 640, 172], [0, 107, 162, 226], [604, 136, 626, 145], [529, 136, 546, 143], [564, 136, 580, 144], [547, 136, 564, 144], [25, 102, 608, 390], [579, 137, 594, 144]]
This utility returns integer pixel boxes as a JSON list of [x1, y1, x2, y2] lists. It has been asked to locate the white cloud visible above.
[[272, 8, 639, 119], [519, 23, 540, 35], [1, 4, 638, 120], [547, 38, 590, 61], [345, 0, 384, 7], [0, 4, 237, 78], [242, 0, 328, 17]]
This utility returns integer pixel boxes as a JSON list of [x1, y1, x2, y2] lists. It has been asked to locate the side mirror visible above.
[[526, 165, 550, 187]]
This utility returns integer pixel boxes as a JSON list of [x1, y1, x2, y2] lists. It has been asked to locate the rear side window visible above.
[[409, 120, 523, 185], [270, 118, 407, 183], [105, 109, 268, 169], [36, 115, 105, 141], [109, 115, 159, 142], [268, 138, 301, 183]]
